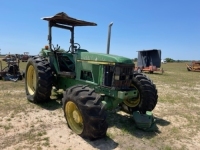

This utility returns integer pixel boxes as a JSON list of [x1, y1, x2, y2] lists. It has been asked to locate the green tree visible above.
[[59, 49, 66, 52], [165, 58, 175, 62], [133, 58, 138, 62]]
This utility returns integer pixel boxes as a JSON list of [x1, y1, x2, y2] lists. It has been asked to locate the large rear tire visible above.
[[25, 56, 52, 103], [121, 73, 158, 114], [62, 85, 108, 140]]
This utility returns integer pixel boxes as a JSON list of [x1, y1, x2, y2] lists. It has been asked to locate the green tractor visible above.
[[25, 12, 158, 140]]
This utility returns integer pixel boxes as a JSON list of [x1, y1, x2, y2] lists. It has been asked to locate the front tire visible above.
[[62, 85, 108, 140], [25, 56, 52, 103], [121, 73, 158, 114]]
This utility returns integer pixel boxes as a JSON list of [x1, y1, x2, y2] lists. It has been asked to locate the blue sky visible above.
[[0, 0, 199, 60]]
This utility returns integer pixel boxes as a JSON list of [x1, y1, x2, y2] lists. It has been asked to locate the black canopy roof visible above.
[[137, 49, 161, 52], [42, 12, 97, 26]]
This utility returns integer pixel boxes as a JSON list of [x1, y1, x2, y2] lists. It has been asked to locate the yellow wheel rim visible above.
[[123, 84, 140, 107], [26, 65, 37, 95], [65, 101, 83, 134]]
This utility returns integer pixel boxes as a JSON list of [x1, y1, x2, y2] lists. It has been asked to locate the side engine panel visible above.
[[75, 61, 134, 90]]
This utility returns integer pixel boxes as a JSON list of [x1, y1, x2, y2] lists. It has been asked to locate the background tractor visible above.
[[21, 52, 30, 62], [25, 12, 158, 140], [0, 54, 23, 81]]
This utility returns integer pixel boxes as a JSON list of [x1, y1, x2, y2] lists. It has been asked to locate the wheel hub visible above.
[[124, 97, 140, 107], [72, 110, 81, 123], [123, 84, 140, 107], [27, 65, 37, 95], [65, 101, 83, 134]]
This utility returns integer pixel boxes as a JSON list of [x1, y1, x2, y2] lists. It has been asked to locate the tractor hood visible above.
[[77, 50, 133, 64]]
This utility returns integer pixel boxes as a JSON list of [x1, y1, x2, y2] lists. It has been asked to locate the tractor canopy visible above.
[[77, 50, 133, 64], [42, 12, 97, 52], [42, 12, 97, 26]]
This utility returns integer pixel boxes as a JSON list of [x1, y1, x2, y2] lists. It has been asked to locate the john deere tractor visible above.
[[25, 12, 158, 140]]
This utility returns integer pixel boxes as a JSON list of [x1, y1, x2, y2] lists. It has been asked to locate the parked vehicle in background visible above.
[[134, 49, 164, 74], [161, 59, 167, 64], [21, 52, 29, 62], [0, 54, 23, 81], [186, 61, 200, 72], [2, 54, 17, 62]]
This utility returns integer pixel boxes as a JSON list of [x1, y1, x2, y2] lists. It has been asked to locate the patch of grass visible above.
[[10, 113, 15, 118], [3, 123, 14, 130], [37, 131, 47, 136], [6, 118, 11, 121], [42, 137, 50, 147], [161, 145, 172, 150], [106, 132, 115, 139]]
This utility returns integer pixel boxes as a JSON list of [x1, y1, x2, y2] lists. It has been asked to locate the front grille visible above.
[[103, 64, 134, 90]]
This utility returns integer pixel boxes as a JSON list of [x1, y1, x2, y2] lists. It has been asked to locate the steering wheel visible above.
[[67, 43, 81, 53], [51, 44, 60, 51]]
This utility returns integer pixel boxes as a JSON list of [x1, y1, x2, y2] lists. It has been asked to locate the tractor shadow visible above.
[[106, 110, 170, 139], [83, 110, 170, 150], [143, 72, 164, 76], [37, 99, 62, 111], [84, 136, 119, 150], [37, 95, 63, 111]]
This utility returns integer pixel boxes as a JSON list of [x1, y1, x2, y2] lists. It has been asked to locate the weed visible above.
[[3, 123, 13, 130]]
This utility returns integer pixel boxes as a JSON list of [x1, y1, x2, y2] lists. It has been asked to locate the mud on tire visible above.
[[25, 56, 52, 103], [62, 85, 108, 140]]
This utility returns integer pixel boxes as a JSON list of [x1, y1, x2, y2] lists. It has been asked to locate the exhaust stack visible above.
[[106, 22, 113, 54]]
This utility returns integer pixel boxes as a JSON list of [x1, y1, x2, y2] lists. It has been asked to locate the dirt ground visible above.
[[0, 85, 159, 150], [0, 65, 200, 150]]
